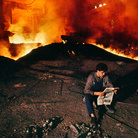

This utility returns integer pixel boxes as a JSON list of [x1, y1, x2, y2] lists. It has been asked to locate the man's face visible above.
[[97, 70, 105, 78]]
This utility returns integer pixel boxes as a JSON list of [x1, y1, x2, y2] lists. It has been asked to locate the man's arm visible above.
[[84, 74, 95, 95], [94, 91, 105, 96], [84, 73, 105, 96]]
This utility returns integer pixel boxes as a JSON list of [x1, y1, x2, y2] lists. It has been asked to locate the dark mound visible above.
[[17, 43, 136, 66], [0, 56, 19, 78]]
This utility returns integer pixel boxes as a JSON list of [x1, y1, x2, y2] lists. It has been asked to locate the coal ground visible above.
[[0, 43, 138, 137]]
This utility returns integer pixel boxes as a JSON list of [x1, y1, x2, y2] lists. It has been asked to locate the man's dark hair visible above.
[[96, 63, 108, 72]]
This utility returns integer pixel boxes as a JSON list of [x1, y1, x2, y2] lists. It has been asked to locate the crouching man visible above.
[[84, 63, 117, 127]]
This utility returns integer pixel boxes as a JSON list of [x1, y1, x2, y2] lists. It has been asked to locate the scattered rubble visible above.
[[12, 117, 63, 137]]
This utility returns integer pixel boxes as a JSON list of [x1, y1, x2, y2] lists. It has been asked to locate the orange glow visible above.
[[92, 42, 138, 61], [0, 0, 137, 61]]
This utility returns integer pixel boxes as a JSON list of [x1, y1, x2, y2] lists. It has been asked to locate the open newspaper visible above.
[[97, 88, 115, 105]]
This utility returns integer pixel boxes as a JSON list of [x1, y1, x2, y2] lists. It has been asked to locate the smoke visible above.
[[0, 0, 138, 59], [67, 0, 138, 48]]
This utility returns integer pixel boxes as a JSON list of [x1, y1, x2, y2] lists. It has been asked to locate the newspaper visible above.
[[97, 88, 115, 105]]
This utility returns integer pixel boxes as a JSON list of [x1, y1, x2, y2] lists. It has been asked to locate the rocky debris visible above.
[[12, 117, 112, 138], [70, 124, 80, 134], [69, 123, 106, 138], [12, 117, 63, 137]]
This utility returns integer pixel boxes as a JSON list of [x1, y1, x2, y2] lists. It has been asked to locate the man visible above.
[[84, 63, 117, 127]]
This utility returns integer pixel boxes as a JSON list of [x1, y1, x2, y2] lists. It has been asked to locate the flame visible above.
[[90, 42, 138, 61], [0, 0, 137, 61], [67, 50, 75, 55]]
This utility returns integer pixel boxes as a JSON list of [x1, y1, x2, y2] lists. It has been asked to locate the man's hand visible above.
[[113, 89, 117, 94], [94, 91, 105, 96], [99, 92, 105, 96], [113, 87, 119, 94]]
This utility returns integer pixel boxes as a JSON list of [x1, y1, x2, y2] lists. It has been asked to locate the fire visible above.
[[91, 43, 138, 61], [0, 0, 137, 61], [8, 22, 47, 44]]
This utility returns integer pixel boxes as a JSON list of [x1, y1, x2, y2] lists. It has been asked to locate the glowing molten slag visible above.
[[5, 32, 138, 61], [91, 43, 138, 61], [8, 37, 44, 61], [7, 28, 46, 60]]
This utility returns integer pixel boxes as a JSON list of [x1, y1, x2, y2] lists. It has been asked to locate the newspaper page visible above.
[[97, 88, 115, 105]]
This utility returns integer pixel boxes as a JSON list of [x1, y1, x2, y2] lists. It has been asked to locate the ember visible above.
[[0, 0, 137, 60]]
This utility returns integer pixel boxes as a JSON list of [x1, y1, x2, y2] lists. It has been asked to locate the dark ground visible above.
[[0, 43, 138, 137]]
